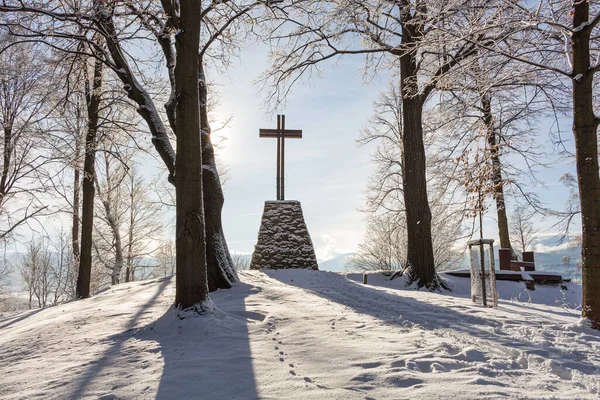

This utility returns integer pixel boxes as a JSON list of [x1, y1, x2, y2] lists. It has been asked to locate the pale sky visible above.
[[205, 43, 579, 261], [212, 45, 382, 260], [6, 39, 578, 262]]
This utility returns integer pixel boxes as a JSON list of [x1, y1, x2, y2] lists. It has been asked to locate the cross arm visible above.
[[259, 129, 302, 138]]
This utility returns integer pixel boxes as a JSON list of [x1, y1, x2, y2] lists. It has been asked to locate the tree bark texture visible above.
[[572, 2, 600, 328], [174, 0, 209, 309], [481, 94, 514, 254], [76, 57, 103, 299], [398, 9, 436, 286], [400, 94, 436, 286], [198, 61, 236, 292]]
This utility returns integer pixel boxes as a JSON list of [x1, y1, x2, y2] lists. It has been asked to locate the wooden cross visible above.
[[259, 115, 302, 200]]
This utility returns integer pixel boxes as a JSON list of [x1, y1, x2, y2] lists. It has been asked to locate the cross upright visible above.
[[259, 115, 302, 200]]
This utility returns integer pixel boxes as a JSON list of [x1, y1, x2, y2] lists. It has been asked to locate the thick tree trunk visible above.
[[94, 1, 233, 297], [198, 61, 235, 292], [174, 0, 209, 309], [76, 57, 103, 299], [399, 52, 436, 286], [572, 3, 600, 328], [481, 94, 514, 254]]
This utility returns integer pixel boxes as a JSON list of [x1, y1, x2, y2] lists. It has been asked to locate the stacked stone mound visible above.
[[250, 200, 318, 270]]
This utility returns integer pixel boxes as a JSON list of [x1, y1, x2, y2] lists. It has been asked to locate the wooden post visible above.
[[498, 248, 512, 271], [488, 242, 498, 307], [525, 280, 535, 291], [479, 242, 487, 307], [468, 242, 476, 302], [363, 273, 368, 285]]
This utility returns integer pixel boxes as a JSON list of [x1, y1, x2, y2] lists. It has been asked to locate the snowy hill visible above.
[[0, 270, 598, 399]]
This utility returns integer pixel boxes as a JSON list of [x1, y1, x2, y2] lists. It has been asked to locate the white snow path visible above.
[[0, 270, 598, 399]]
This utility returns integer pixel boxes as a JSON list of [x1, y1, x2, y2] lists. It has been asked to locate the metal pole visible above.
[[276, 115, 281, 200], [281, 114, 285, 201]]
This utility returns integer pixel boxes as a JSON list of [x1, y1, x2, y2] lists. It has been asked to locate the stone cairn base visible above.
[[250, 201, 319, 270]]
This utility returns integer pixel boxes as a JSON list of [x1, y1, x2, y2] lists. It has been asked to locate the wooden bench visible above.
[[445, 270, 566, 284], [499, 248, 535, 271]]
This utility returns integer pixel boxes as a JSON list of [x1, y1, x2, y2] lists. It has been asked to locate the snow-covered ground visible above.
[[0, 270, 598, 399]]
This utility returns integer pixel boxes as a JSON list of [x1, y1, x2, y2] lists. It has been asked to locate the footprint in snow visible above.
[[436, 342, 458, 353], [430, 362, 447, 373], [383, 375, 424, 388], [353, 361, 383, 369], [351, 372, 377, 382], [405, 360, 420, 371]]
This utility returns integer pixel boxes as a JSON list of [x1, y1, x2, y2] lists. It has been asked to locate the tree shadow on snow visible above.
[[65, 277, 173, 399], [65, 277, 260, 400], [264, 270, 598, 377], [0, 308, 44, 330], [141, 280, 261, 400]]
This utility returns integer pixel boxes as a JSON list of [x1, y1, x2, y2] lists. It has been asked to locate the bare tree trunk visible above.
[[481, 94, 514, 254], [76, 57, 103, 299], [398, 40, 436, 286], [72, 106, 83, 264], [174, 0, 209, 309], [394, 1, 436, 287], [110, 219, 123, 285], [0, 125, 13, 204], [125, 177, 135, 283], [198, 61, 235, 292], [125, 248, 133, 282], [572, 2, 600, 328], [95, 160, 124, 285], [400, 95, 436, 286], [93, 2, 234, 296], [72, 156, 81, 263]]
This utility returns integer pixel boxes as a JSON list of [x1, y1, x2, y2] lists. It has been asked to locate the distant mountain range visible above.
[[318, 253, 356, 272]]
